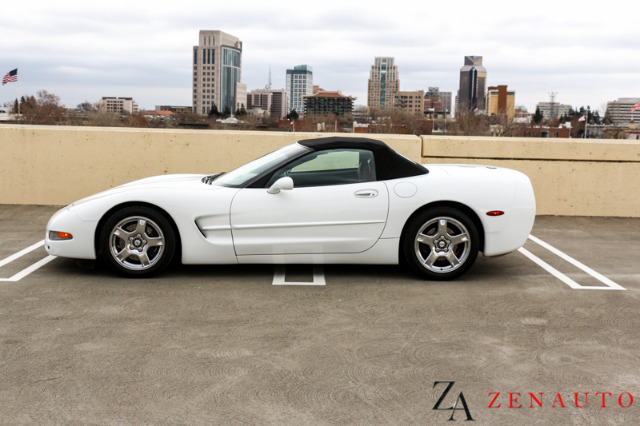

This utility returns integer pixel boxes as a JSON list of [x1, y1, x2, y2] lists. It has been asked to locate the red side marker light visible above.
[[486, 211, 505, 217]]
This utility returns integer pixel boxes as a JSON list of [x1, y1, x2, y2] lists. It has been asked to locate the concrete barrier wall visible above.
[[1, 125, 638, 217], [422, 136, 640, 217], [0, 125, 421, 206]]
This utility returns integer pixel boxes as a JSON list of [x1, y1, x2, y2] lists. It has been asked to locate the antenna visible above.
[[265, 65, 272, 90], [549, 91, 558, 119]]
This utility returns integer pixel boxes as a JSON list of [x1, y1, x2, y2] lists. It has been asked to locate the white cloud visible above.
[[1, 0, 638, 112]]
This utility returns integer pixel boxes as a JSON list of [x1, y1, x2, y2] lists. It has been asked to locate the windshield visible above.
[[213, 143, 308, 187]]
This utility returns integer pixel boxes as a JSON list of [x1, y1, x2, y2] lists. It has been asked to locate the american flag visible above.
[[2, 69, 18, 85], [632, 101, 640, 113]]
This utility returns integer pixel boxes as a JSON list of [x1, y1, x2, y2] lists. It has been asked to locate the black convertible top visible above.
[[298, 137, 427, 180]]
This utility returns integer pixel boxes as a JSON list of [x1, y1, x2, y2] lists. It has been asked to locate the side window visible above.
[[267, 149, 376, 187]]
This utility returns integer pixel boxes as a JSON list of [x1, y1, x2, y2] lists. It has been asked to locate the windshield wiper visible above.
[[201, 172, 225, 185]]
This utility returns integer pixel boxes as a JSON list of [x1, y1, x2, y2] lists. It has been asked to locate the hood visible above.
[[70, 174, 212, 207], [116, 174, 206, 188]]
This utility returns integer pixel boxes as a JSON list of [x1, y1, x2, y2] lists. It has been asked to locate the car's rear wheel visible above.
[[402, 207, 479, 280], [99, 206, 176, 277]]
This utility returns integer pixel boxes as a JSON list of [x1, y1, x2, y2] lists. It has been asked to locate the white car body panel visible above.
[[380, 164, 535, 256], [230, 181, 389, 255], [45, 139, 536, 277]]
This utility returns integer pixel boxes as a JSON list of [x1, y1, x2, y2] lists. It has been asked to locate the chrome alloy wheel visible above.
[[108, 216, 165, 271], [414, 216, 471, 274]]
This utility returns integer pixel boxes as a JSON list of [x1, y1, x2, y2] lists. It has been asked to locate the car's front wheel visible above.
[[99, 206, 176, 277], [402, 207, 479, 280]]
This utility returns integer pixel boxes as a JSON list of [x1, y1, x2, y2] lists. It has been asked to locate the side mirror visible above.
[[267, 177, 294, 194]]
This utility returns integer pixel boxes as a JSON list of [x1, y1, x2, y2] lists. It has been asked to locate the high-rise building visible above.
[[192, 30, 245, 116], [486, 85, 516, 120], [246, 89, 288, 118], [605, 98, 640, 126], [457, 56, 487, 113], [286, 65, 313, 114], [367, 57, 399, 111]]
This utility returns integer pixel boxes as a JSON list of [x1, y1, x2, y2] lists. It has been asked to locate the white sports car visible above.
[[45, 137, 536, 280]]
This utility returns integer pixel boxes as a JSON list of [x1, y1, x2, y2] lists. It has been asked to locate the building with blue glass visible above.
[[192, 30, 246, 116], [286, 65, 313, 115], [367, 57, 399, 111]]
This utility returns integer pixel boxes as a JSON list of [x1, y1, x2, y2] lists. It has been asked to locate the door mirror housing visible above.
[[267, 177, 294, 194]]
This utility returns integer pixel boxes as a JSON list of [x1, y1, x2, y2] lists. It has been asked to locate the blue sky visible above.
[[2, 0, 638, 113]]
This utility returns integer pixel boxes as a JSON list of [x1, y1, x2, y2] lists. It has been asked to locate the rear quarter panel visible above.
[[382, 164, 535, 256]]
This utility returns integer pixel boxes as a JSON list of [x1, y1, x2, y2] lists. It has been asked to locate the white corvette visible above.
[[45, 137, 536, 280]]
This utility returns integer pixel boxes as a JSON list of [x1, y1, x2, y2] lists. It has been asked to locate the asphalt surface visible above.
[[1, 205, 640, 425]]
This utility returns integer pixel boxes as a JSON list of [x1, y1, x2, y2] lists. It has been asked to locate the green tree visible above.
[[208, 103, 220, 118], [236, 103, 247, 118], [533, 107, 543, 124], [286, 109, 299, 121]]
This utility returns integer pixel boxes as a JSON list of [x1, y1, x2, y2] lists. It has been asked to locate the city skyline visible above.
[[2, 0, 639, 114]]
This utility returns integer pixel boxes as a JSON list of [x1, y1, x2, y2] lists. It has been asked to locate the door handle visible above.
[[354, 189, 378, 198]]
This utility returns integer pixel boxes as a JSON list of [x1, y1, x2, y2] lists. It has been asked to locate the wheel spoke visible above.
[[445, 251, 461, 267], [450, 233, 469, 247], [436, 219, 448, 237], [113, 226, 132, 241], [134, 219, 148, 236], [115, 247, 132, 263], [416, 232, 435, 247], [423, 250, 439, 267], [146, 236, 164, 248], [137, 252, 151, 267]]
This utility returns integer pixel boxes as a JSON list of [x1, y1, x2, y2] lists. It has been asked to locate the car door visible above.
[[230, 148, 389, 256]]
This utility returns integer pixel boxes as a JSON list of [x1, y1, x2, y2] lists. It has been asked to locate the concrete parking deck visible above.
[[1, 205, 639, 424]]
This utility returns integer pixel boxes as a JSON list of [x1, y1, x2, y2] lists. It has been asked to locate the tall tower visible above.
[[457, 56, 487, 113], [192, 30, 244, 115], [367, 57, 399, 110], [286, 65, 313, 114]]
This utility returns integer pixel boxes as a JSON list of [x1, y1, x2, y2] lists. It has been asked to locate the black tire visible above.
[[402, 207, 479, 280], [99, 206, 176, 277]]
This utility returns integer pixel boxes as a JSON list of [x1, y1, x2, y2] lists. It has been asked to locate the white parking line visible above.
[[0, 240, 46, 268], [0, 240, 57, 282], [273, 266, 326, 286], [519, 235, 625, 291]]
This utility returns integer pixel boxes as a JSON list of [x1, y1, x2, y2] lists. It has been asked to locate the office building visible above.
[[536, 101, 572, 121], [99, 97, 138, 115], [605, 98, 640, 126], [192, 30, 245, 116], [367, 57, 399, 110], [246, 89, 288, 118], [424, 87, 452, 117], [486, 85, 516, 120], [286, 65, 313, 114], [395, 90, 424, 115], [457, 56, 487, 113], [303, 90, 355, 116]]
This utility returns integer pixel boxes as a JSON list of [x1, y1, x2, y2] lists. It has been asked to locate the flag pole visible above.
[[17, 69, 20, 116]]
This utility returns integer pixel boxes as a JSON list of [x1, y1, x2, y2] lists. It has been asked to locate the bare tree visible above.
[[19, 90, 67, 125], [452, 110, 489, 136]]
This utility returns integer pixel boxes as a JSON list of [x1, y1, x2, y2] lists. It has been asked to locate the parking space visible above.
[[1, 205, 639, 424]]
